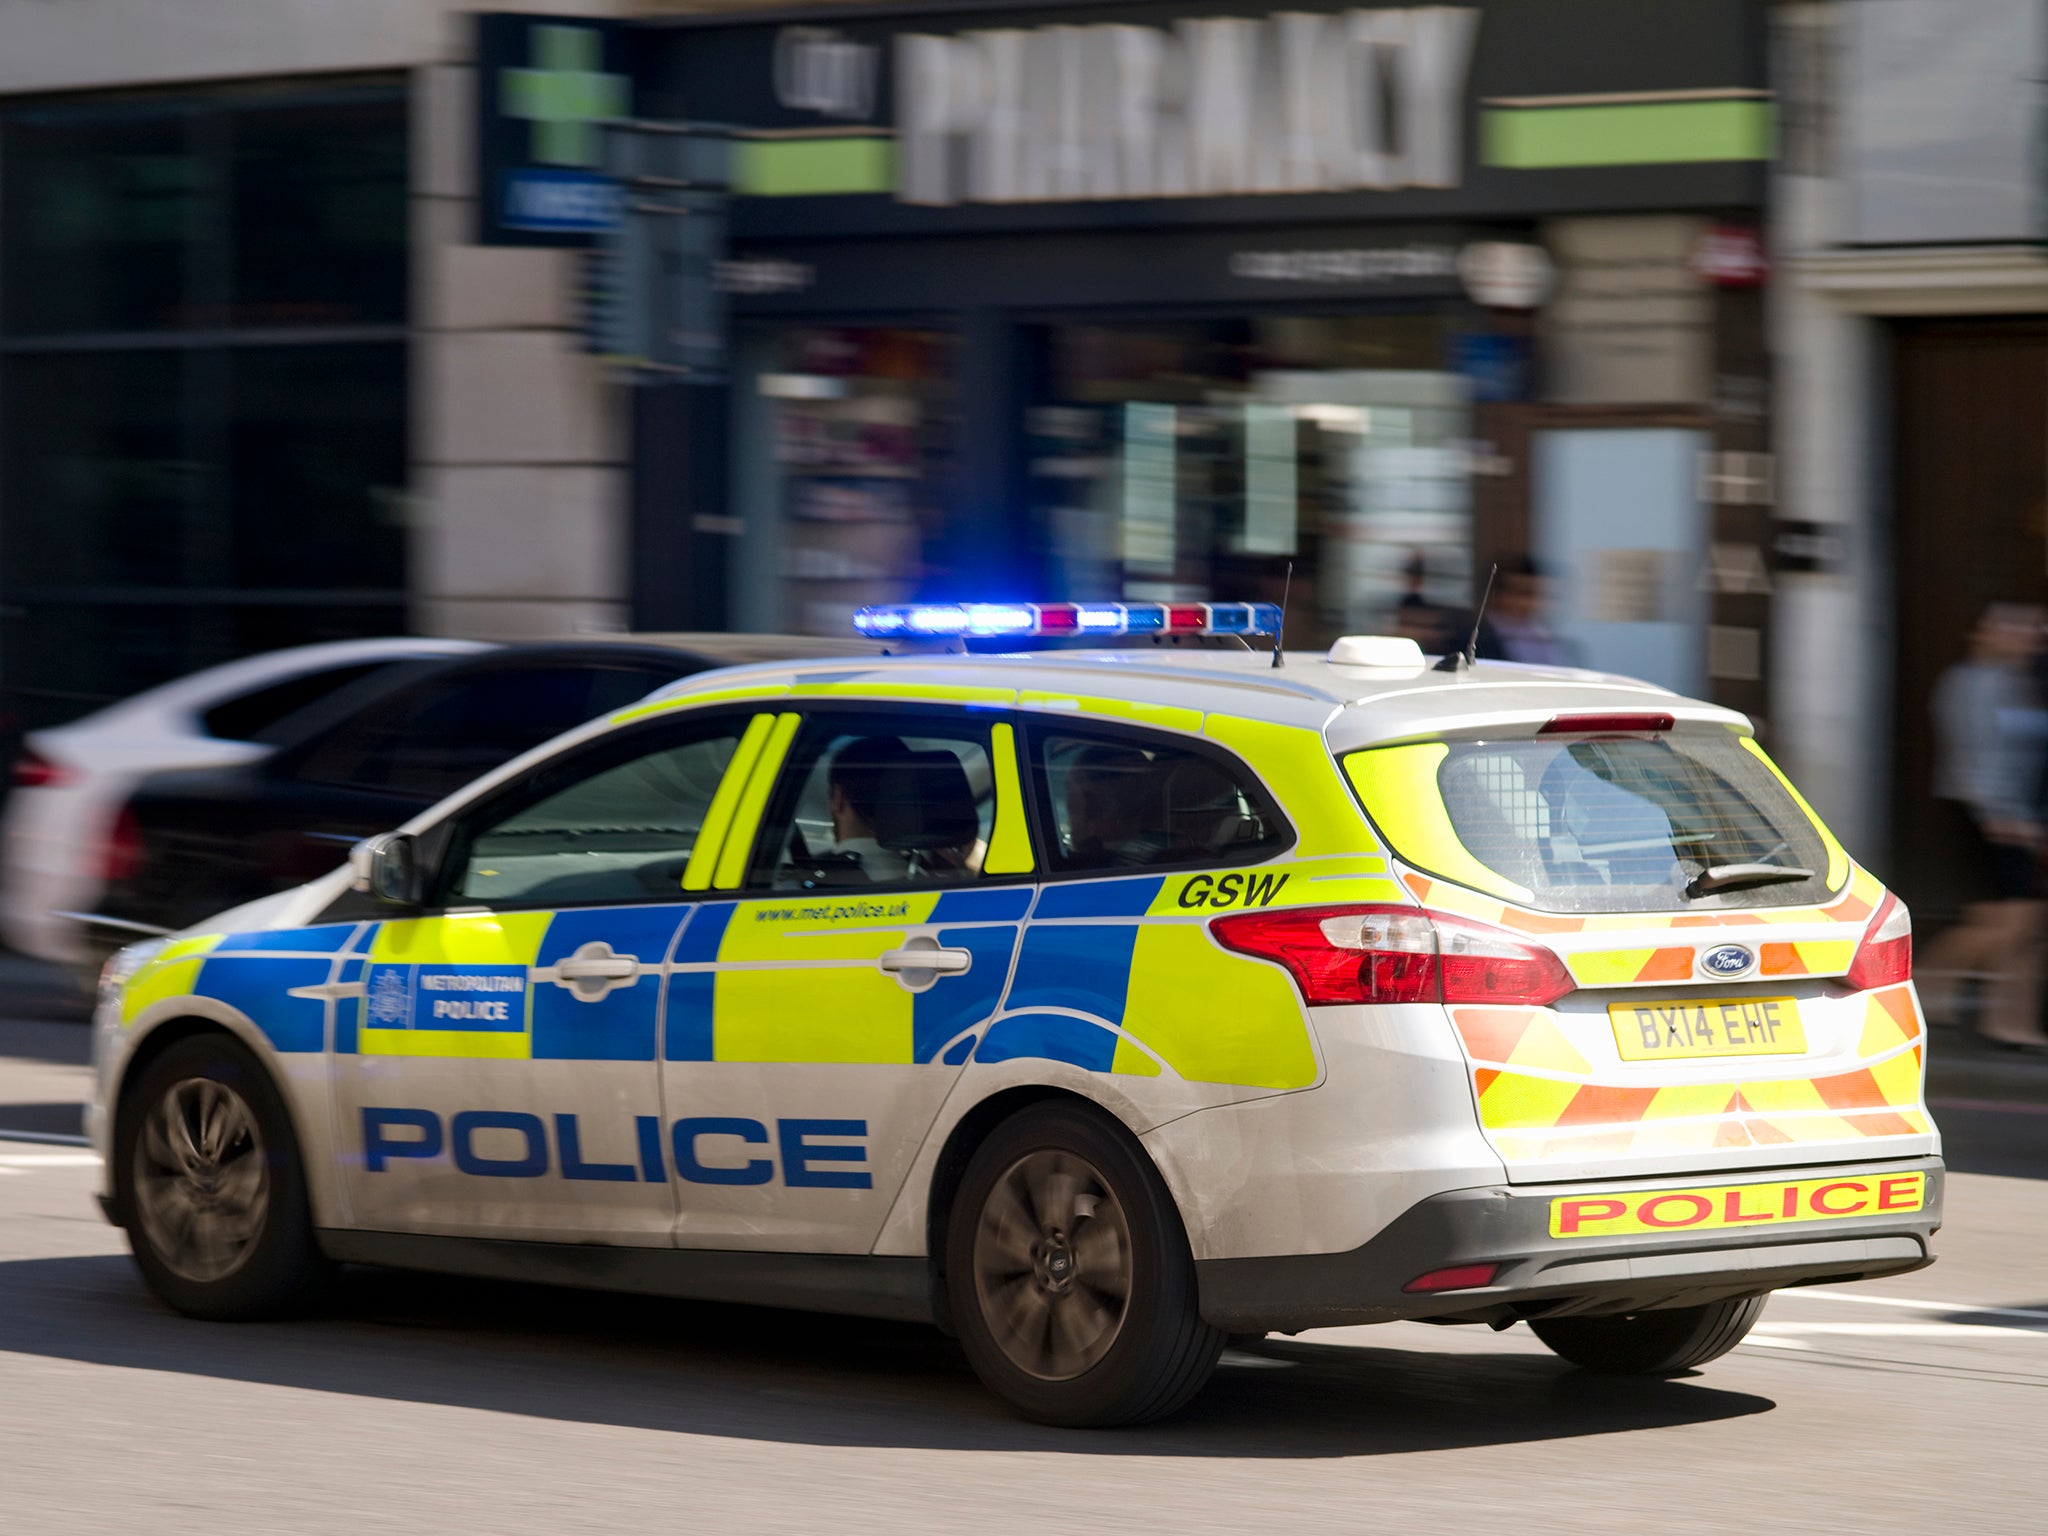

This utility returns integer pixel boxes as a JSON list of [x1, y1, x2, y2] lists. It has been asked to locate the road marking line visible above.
[[0, 1128, 91, 1147], [1755, 1322, 2047, 1340], [0, 1152, 101, 1168], [1740, 1334, 1814, 1350], [1774, 1288, 2048, 1323]]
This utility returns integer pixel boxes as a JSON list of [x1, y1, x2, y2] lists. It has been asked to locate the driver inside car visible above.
[[827, 735, 915, 882]]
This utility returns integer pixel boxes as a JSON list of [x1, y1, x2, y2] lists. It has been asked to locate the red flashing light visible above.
[[12, 749, 72, 789], [1165, 604, 1208, 634], [1210, 904, 1575, 1008], [1845, 891, 1913, 991], [1538, 712, 1675, 735], [1036, 603, 1080, 633], [1403, 1263, 1500, 1294]]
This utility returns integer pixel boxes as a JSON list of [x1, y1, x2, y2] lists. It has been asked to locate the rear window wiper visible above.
[[1684, 863, 1815, 899]]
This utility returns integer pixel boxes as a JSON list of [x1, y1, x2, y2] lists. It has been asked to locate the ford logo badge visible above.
[[1699, 944, 1755, 979]]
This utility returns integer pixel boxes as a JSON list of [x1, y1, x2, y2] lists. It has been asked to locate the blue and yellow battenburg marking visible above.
[[116, 853, 1393, 1090]]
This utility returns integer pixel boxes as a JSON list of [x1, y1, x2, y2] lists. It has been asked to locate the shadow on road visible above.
[[0, 1253, 1773, 1456]]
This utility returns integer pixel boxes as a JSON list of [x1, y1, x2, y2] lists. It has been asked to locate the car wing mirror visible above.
[[350, 831, 421, 906]]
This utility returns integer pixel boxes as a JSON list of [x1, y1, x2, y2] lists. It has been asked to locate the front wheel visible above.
[[1529, 1294, 1768, 1375], [115, 1032, 330, 1320], [946, 1102, 1223, 1427]]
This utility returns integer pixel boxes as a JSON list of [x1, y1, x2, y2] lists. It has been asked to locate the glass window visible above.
[[200, 661, 392, 743], [755, 713, 997, 890], [290, 660, 688, 800], [449, 720, 746, 907], [228, 344, 406, 590], [1365, 735, 1831, 914], [741, 327, 960, 636], [0, 103, 202, 335], [1026, 316, 1477, 648], [230, 93, 407, 326], [1034, 728, 1290, 874]]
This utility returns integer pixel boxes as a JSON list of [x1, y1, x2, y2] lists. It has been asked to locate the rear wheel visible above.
[[1529, 1294, 1768, 1375], [946, 1102, 1223, 1427], [116, 1033, 330, 1320]]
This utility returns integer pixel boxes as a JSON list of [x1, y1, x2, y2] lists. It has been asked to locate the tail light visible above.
[[101, 807, 141, 884], [1211, 904, 1575, 1008], [1845, 891, 1912, 991], [13, 748, 73, 789]]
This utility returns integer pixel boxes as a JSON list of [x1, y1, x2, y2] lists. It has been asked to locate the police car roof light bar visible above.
[[853, 601, 1283, 640]]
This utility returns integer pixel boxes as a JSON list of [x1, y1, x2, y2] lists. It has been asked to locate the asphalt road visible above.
[[2, 1010, 2045, 1534]]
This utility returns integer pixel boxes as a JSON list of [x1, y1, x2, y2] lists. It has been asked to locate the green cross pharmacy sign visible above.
[[477, 13, 634, 243]]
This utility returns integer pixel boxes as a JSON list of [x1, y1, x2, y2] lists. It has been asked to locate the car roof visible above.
[[637, 646, 1751, 749]]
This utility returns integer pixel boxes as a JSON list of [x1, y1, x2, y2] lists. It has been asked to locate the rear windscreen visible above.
[[1348, 734, 1836, 914]]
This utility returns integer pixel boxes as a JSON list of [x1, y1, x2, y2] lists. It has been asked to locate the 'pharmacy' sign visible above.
[[896, 8, 1478, 205]]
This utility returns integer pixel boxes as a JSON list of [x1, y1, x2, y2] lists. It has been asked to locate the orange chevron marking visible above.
[[1636, 947, 1694, 982]]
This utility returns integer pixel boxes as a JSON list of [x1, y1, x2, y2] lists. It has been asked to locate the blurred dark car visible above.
[[93, 634, 877, 946]]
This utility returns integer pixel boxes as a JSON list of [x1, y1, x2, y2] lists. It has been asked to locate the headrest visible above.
[[872, 749, 981, 851]]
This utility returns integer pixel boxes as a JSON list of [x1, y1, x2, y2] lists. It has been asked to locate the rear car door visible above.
[[659, 703, 1036, 1253], [1006, 717, 1317, 1092], [331, 707, 759, 1243]]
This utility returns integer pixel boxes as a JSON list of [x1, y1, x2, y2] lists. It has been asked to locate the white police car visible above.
[[89, 603, 1939, 1426]]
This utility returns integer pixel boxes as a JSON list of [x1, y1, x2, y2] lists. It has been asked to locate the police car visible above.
[[87, 602, 1940, 1427]]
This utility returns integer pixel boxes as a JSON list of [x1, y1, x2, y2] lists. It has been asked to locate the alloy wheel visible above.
[[132, 1075, 270, 1284], [971, 1148, 1133, 1380]]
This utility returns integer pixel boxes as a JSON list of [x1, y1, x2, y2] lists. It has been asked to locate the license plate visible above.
[[1549, 1170, 1927, 1239], [1609, 997, 1806, 1061]]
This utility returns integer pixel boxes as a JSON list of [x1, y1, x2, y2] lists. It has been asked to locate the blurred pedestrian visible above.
[[1488, 554, 1574, 666], [1921, 602, 2048, 1048]]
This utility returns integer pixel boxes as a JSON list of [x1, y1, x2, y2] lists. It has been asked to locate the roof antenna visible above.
[[1270, 560, 1293, 669], [1434, 561, 1498, 674]]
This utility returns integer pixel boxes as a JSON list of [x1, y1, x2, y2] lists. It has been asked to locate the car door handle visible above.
[[878, 947, 971, 974], [556, 953, 639, 981], [536, 941, 642, 1002]]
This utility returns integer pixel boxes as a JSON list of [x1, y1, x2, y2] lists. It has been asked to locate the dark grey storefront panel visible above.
[[636, 0, 1767, 242], [722, 224, 1476, 315]]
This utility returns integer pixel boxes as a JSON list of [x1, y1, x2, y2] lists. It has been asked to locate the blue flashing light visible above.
[[853, 601, 1282, 640]]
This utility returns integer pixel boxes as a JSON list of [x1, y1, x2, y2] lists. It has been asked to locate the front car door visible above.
[[330, 706, 760, 1244], [659, 703, 1037, 1253]]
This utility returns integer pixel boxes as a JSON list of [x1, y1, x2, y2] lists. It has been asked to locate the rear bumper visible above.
[[1196, 1155, 1942, 1333]]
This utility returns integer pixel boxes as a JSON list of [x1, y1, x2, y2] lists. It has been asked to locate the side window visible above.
[[443, 716, 747, 907], [1032, 726, 1290, 874], [752, 712, 999, 891], [200, 661, 392, 743]]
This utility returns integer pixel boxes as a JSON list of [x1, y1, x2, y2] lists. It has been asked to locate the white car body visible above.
[[3, 637, 489, 968], [87, 644, 1942, 1363]]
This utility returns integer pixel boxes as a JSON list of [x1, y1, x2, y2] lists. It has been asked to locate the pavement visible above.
[[4, 960, 2047, 1532]]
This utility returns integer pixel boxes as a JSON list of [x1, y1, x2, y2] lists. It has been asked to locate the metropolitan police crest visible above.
[[368, 968, 409, 1027]]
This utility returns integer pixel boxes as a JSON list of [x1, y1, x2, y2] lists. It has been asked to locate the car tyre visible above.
[[115, 1032, 330, 1320], [946, 1100, 1223, 1427], [1528, 1294, 1768, 1375]]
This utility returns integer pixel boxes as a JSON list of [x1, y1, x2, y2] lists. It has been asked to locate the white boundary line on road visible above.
[[0, 1128, 89, 1147], [1775, 1288, 2048, 1322]]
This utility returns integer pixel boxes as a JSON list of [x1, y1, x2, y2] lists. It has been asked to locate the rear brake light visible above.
[[101, 807, 141, 884], [1211, 904, 1575, 1008], [1403, 1263, 1500, 1294], [1538, 712, 1675, 735], [12, 748, 73, 789], [1845, 891, 1912, 991]]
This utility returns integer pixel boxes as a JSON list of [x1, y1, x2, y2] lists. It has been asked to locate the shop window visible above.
[[745, 328, 959, 635], [228, 343, 407, 591], [231, 94, 408, 327], [0, 80, 409, 729], [1026, 315, 1474, 647], [0, 105, 201, 336]]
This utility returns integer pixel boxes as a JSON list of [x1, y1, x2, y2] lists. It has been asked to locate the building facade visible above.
[[1774, 0, 2048, 910], [0, 0, 1780, 740]]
